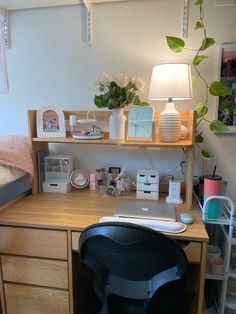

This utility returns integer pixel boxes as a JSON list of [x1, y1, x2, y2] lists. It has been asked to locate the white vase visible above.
[[109, 109, 126, 140]]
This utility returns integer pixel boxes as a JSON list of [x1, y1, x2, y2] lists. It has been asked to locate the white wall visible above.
[[0, 0, 235, 200]]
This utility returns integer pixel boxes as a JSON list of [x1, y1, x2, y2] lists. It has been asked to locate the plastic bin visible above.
[[225, 307, 236, 314], [225, 294, 236, 313]]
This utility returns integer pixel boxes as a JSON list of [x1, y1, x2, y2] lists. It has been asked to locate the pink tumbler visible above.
[[204, 175, 222, 219]]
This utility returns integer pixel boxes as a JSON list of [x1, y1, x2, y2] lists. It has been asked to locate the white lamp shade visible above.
[[149, 63, 193, 100]]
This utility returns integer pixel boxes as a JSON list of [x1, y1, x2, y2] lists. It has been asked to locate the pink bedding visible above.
[[0, 135, 33, 181]]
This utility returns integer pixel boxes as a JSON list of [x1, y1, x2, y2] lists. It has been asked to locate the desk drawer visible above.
[[4, 283, 70, 314], [182, 241, 201, 263], [0, 227, 67, 259], [1, 256, 68, 289]]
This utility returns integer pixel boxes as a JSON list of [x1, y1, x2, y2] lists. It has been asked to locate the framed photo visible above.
[[36, 105, 66, 138], [216, 44, 236, 133]]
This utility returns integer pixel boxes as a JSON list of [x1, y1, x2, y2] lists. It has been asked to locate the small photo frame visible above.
[[36, 105, 66, 138], [216, 44, 236, 133]]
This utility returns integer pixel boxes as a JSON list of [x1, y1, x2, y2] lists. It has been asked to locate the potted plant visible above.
[[166, 0, 229, 157], [94, 73, 148, 140]]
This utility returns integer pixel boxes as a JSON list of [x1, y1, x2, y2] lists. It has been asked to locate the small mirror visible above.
[[127, 106, 154, 140]]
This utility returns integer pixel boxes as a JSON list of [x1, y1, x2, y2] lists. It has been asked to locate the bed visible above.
[[0, 136, 33, 206]]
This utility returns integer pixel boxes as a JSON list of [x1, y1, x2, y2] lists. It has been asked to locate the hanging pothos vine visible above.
[[166, 0, 229, 158]]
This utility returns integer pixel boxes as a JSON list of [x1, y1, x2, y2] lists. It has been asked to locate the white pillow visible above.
[[0, 166, 25, 187]]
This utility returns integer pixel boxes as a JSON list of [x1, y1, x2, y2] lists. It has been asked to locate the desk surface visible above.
[[0, 190, 208, 242]]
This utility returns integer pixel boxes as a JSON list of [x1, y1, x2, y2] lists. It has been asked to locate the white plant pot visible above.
[[109, 109, 126, 140]]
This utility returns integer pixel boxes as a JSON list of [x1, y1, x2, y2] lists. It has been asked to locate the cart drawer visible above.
[[0, 227, 67, 259]]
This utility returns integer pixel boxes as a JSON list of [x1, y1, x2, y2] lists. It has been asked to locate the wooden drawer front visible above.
[[183, 241, 201, 263], [72, 232, 81, 251], [0, 227, 67, 259], [4, 283, 70, 314], [2, 256, 68, 289]]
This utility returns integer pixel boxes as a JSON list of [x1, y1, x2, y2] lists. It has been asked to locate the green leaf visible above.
[[209, 81, 229, 96], [166, 36, 185, 53], [195, 0, 203, 5], [191, 75, 197, 88], [210, 120, 229, 132], [200, 38, 216, 51], [196, 133, 203, 143], [193, 55, 208, 66], [201, 149, 214, 158], [94, 95, 106, 108], [195, 102, 208, 118], [195, 20, 204, 29], [102, 93, 110, 103], [138, 101, 149, 106], [133, 95, 140, 105]]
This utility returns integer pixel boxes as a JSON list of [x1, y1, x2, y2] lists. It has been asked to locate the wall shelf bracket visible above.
[[0, 7, 9, 48], [182, 0, 189, 39], [82, 0, 92, 45]]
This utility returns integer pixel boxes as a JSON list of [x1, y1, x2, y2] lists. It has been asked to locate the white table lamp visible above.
[[149, 63, 193, 142]]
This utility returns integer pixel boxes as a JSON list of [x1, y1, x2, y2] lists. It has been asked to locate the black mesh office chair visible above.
[[79, 222, 187, 314]]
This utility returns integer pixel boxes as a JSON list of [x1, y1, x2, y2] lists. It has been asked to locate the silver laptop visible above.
[[114, 201, 176, 222]]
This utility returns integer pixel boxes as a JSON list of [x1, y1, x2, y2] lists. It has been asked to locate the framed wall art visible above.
[[36, 105, 66, 138], [216, 43, 236, 133]]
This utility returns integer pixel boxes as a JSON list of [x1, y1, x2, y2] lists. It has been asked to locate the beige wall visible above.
[[0, 0, 235, 200]]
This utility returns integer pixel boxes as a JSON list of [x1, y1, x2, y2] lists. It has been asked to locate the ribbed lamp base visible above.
[[158, 102, 181, 142]]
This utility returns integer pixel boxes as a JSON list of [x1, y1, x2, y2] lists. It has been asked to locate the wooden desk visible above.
[[0, 191, 208, 314]]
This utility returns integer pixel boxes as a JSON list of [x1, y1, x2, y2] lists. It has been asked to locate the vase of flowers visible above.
[[94, 73, 148, 140]]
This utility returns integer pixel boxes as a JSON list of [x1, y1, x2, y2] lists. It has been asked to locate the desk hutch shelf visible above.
[[28, 109, 196, 209]]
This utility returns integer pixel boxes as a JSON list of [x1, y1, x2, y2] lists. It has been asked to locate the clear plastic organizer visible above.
[[44, 155, 73, 179]]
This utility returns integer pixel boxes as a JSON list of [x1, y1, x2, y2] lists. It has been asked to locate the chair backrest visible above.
[[79, 222, 187, 314]]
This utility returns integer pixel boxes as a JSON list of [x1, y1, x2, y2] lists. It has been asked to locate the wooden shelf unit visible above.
[[28, 109, 196, 209]]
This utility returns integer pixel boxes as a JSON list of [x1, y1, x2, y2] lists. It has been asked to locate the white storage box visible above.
[[136, 190, 159, 200], [42, 179, 70, 193], [137, 169, 159, 184], [136, 169, 159, 200], [147, 174, 159, 184], [43, 155, 73, 193], [137, 183, 158, 192]]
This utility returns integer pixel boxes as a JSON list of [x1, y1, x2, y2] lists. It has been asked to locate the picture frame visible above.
[[216, 44, 236, 133], [36, 105, 66, 138]]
